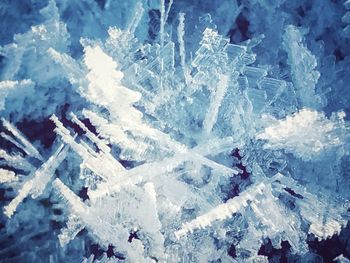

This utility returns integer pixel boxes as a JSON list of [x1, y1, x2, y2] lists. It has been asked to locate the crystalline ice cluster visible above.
[[0, 0, 350, 262]]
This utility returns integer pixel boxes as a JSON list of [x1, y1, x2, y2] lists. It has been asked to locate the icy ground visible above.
[[0, 0, 350, 262]]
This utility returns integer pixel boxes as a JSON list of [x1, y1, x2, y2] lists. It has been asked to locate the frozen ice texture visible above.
[[256, 109, 349, 161], [0, 0, 350, 262]]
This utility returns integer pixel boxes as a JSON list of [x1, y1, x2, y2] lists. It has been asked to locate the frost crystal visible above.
[[0, 0, 350, 262], [257, 109, 349, 160]]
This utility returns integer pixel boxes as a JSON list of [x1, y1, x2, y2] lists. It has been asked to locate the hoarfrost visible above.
[[0, 0, 349, 262]]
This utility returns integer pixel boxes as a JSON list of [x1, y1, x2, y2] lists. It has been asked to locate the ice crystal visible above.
[[257, 109, 348, 161], [0, 0, 350, 262]]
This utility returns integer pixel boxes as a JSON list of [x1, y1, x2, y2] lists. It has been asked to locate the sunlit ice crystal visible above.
[[0, 0, 350, 262], [256, 109, 349, 161]]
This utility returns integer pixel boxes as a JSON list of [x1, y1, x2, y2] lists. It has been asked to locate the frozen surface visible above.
[[0, 0, 350, 262]]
